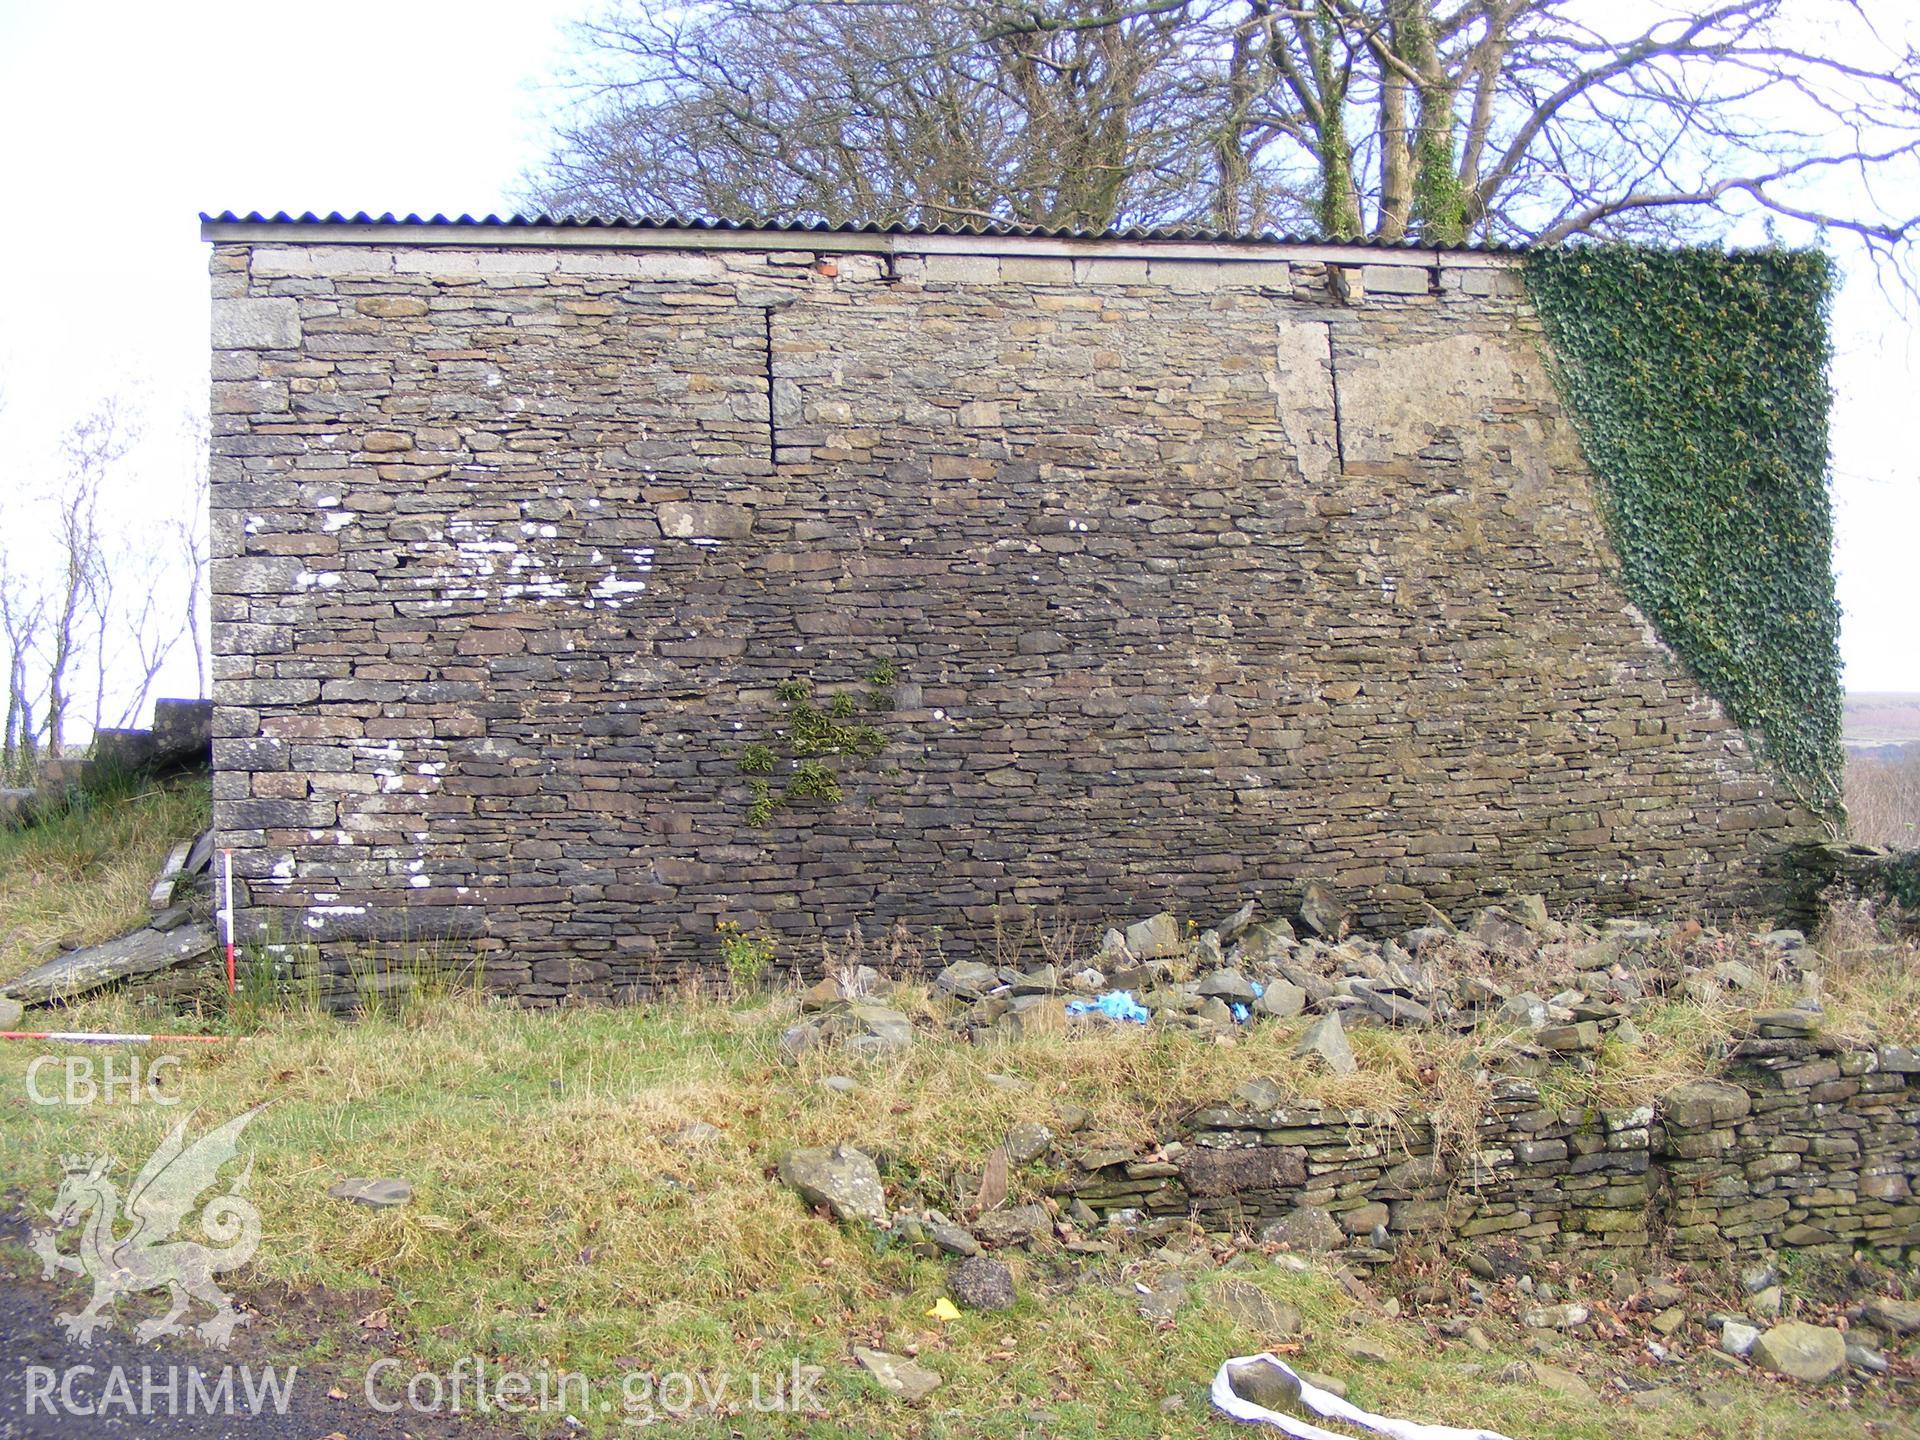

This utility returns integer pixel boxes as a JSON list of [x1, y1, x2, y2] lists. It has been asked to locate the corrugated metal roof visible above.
[[199, 210, 1526, 254]]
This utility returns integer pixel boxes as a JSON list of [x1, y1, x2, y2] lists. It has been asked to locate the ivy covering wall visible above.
[[1524, 245, 1844, 814]]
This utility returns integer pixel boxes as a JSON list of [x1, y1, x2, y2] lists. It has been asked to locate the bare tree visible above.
[[45, 403, 129, 756], [81, 408, 205, 735], [0, 391, 204, 779], [0, 556, 44, 785], [0, 384, 17, 783], [539, 0, 1211, 228], [91, 544, 187, 735], [171, 414, 211, 701], [532, 1, 1920, 260]]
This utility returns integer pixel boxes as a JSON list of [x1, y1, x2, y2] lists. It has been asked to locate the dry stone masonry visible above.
[[777, 898, 1919, 1326], [1058, 1038, 1920, 1264], [203, 215, 1818, 997]]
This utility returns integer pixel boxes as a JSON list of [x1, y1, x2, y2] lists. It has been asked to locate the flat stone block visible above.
[[998, 256, 1073, 284], [251, 246, 390, 278], [211, 297, 302, 349], [329, 1176, 413, 1209], [1073, 257, 1149, 285], [657, 501, 753, 540], [922, 254, 1000, 283], [1360, 264, 1432, 296]]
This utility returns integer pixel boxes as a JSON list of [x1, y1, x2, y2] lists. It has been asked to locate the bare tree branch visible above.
[[528, 0, 1920, 276]]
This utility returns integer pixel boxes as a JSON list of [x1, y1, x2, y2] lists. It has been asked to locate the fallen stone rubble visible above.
[[768, 892, 1920, 1397], [0, 698, 210, 829], [785, 887, 1844, 1072], [772, 1128, 1920, 1398]]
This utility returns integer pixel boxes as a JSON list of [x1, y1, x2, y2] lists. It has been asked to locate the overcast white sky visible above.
[[0, 0, 1913, 722]]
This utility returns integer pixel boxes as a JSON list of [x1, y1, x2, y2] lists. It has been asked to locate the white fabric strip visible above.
[[1209, 1353, 1517, 1440]]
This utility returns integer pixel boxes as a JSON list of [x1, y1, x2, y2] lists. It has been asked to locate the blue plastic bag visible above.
[[1066, 990, 1151, 1025]]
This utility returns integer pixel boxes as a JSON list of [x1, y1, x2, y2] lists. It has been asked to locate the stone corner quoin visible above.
[[201, 219, 1817, 1001]]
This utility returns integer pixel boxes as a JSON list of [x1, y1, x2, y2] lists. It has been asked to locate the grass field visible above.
[[1844, 693, 1920, 849], [1850, 750, 1920, 850]]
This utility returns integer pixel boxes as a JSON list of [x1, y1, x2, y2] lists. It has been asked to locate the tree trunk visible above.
[[1376, 60, 1412, 241], [1308, 8, 1362, 239], [1395, 2, 1465, 244]]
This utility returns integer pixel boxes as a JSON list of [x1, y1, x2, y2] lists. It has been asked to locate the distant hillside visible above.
[[1845, 693, 1920, 759]]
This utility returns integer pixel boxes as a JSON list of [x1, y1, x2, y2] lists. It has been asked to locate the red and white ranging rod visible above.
[[1, 1030, 225, 1045], [222, 846, 236, 995]]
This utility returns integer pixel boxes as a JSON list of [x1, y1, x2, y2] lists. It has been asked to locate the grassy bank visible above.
[[3, 955, 1916, 1438]]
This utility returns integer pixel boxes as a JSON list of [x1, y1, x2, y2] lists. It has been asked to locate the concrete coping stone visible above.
[[201, 218, 1516, 271]]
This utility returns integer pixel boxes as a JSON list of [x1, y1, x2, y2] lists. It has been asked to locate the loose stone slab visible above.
[[930, 1222, 980, 1257], [1004, 1121, 1052, 1165], [2, 922, 216, 1005], [1864, 1297, 1920, 1336], [972, 1203, 1050, 1248], [149, 840, 194, 911], [1298, 883, 1348, 937], [1751, 1321, 1846, 1382], [1527, 1362, 1596, 1403], [329, 1177, 413, 1209], [670, 1120, 722, 1149], [1523, 1302, 1589, 1331], [1254, 980, 1307, 1019], [1293, 1013, 1357, 1075], [1196, 968, 1257, 1002], [1125, 912, 1183, 960], [779, 1144, 889, 1226], [851, 1347, 942, 1403], [936, 960, 1000, 999], [1213, 1278, 1302, 1340], [1848, 1343, 1890, 1375], [948, 1255, 1017, 1311]]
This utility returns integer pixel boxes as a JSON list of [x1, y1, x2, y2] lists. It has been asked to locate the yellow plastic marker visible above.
[[927, 1297, 961, 1322]]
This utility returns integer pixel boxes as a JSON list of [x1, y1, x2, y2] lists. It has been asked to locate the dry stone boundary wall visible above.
[[1066, 1034, 1920, 1263]]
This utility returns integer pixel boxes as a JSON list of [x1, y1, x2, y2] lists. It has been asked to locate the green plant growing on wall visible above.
[[716, 919, 776, 991], [785, 759, 843, 805], [737, 664, 900, 824], [1525, 244, 1844, 817], [864, 659, 899, 711]]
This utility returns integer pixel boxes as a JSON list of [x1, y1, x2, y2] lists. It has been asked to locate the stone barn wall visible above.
[[202, 215, 1815, 999]]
